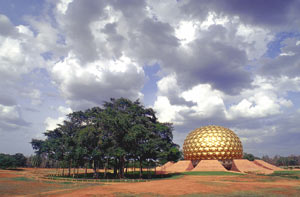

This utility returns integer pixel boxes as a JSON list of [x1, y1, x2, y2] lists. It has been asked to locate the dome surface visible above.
[[183, 125, 243, 160]]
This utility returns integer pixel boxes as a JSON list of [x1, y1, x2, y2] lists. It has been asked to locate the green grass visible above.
[[47, 173, 183, 183], [182, 171, 243, 176], [266, 170, 300, 180], [272, 170, 300, 175], [49, 171, 183, 182], [10, 177, 35, 181]]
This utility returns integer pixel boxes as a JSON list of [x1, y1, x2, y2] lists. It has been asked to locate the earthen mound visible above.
[[192, 160, 227, 171]]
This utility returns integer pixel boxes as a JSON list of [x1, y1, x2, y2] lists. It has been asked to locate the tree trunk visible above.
[[139, 159, 143, 178], [68, 160, 71, 177], [93, 160, 98, 179], [119, 156, 125, 178], [133, 160, 135, 176], [73, 166, 75, 178], [85, 163, 87, 178], [56, 164, 58, 176], [104, 158, 108, 178], [62, 167, 64, 176], [113, 158, 118, 177]]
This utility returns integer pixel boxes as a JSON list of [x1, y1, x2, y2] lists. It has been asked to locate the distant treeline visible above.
[[261, 155, 300, 167], [243, 152, 300, 167], [0, 153, 27, 169], [30, 98, 182, 178]]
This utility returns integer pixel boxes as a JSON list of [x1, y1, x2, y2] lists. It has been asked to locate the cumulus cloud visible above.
[[260, 37, 300, 77], [0, 104, 29, 132], [51, 53, 144, 110], [44, 105, 72, 131], [1, 0, 300, 156], [0, 14, 18, 37], [181, 0, 300, 28]]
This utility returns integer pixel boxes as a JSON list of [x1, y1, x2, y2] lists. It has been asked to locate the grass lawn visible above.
[[182, 171, 243, 176], [267, 170, 300, 180], [272, 170, 300, 175]]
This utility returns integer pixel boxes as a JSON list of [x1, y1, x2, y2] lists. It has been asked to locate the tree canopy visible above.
[[0, 153, 27, 169], [31, 98, 181, 178]]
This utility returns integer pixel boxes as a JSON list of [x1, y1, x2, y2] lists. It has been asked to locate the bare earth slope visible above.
[[232, 159, 273, 174], [192, 160, 227, 171], [164, 160, 194, 172], [253, 160, 283, 171]]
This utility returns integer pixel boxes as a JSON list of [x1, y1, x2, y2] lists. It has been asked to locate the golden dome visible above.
[[183, 125, 243, 160]]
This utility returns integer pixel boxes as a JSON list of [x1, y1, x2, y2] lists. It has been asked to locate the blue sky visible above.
[[1, 0, 300, 157]]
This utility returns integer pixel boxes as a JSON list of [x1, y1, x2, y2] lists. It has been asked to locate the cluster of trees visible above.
[[262, 155, 300, 167], [243, 152, 300, 167], [243, 153, 260, 161], [31, 98, 181, 178], [0, 153, 27, 169]]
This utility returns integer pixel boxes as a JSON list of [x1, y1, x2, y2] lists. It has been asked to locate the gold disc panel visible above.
[[183, 125, 243, 160]]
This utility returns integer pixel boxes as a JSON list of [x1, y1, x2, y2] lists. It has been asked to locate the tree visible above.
[[30, 97, 181, 179], [31, 155, 42, 168], [13, 153, 27, 167], [243, 153, 258, 161], [99, 98, 181, 178], [0, 153, 17, 169]]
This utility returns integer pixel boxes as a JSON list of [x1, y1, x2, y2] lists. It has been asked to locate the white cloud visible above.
[[21, 89, 42, 106], [44, 116, 65, 131], [175, 20, 199, 45], [181, 84, 225, 117], [58, 106, 72, 115], [279, 51, 295, 56], [200, 12, 230, 30], [153, 96, 187, 125], [227, 76, 294, 119], [0, 104, 20, 120], [156, 73, 179, 95], [154, 74, 226, 124], [0, 104, 28, 131], [44, 105, 72, 131], [56, 0, 73, 15], [0, 17, 45, 82], [0, 38, 24, 64], [51, 52, 144, 109], [236, 24, 273, 59], [228, 94, 281, 119]]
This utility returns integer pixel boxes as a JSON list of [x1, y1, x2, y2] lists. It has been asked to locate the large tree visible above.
[[31, 97, 181, 179]]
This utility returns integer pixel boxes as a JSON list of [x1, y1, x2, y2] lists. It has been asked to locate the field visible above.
[[1, 168, 300, 196]]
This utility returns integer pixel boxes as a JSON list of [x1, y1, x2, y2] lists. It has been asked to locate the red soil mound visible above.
[[156, 161, 174, 171], [164, 160, 194, 173], [231, 159, 273, 174], [253, 160, 282, 171], [192, 160, 227, 171]]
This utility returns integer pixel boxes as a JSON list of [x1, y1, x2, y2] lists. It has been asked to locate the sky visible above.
[[1, 0, 300, 157]]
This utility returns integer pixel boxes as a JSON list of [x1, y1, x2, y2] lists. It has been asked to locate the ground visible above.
[[1, 168, 300, 196]]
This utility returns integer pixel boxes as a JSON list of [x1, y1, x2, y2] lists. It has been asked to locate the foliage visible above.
[[243, 152, 258, 161], [262, 154, 300, 167], [0, 153, 27, 169], [31, 98, 181, 178]]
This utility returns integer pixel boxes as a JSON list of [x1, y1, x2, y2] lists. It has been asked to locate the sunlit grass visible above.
[[182, 171, 242, 176]]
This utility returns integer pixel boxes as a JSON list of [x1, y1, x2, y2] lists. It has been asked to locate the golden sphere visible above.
[[183, 125, 243, 160]]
